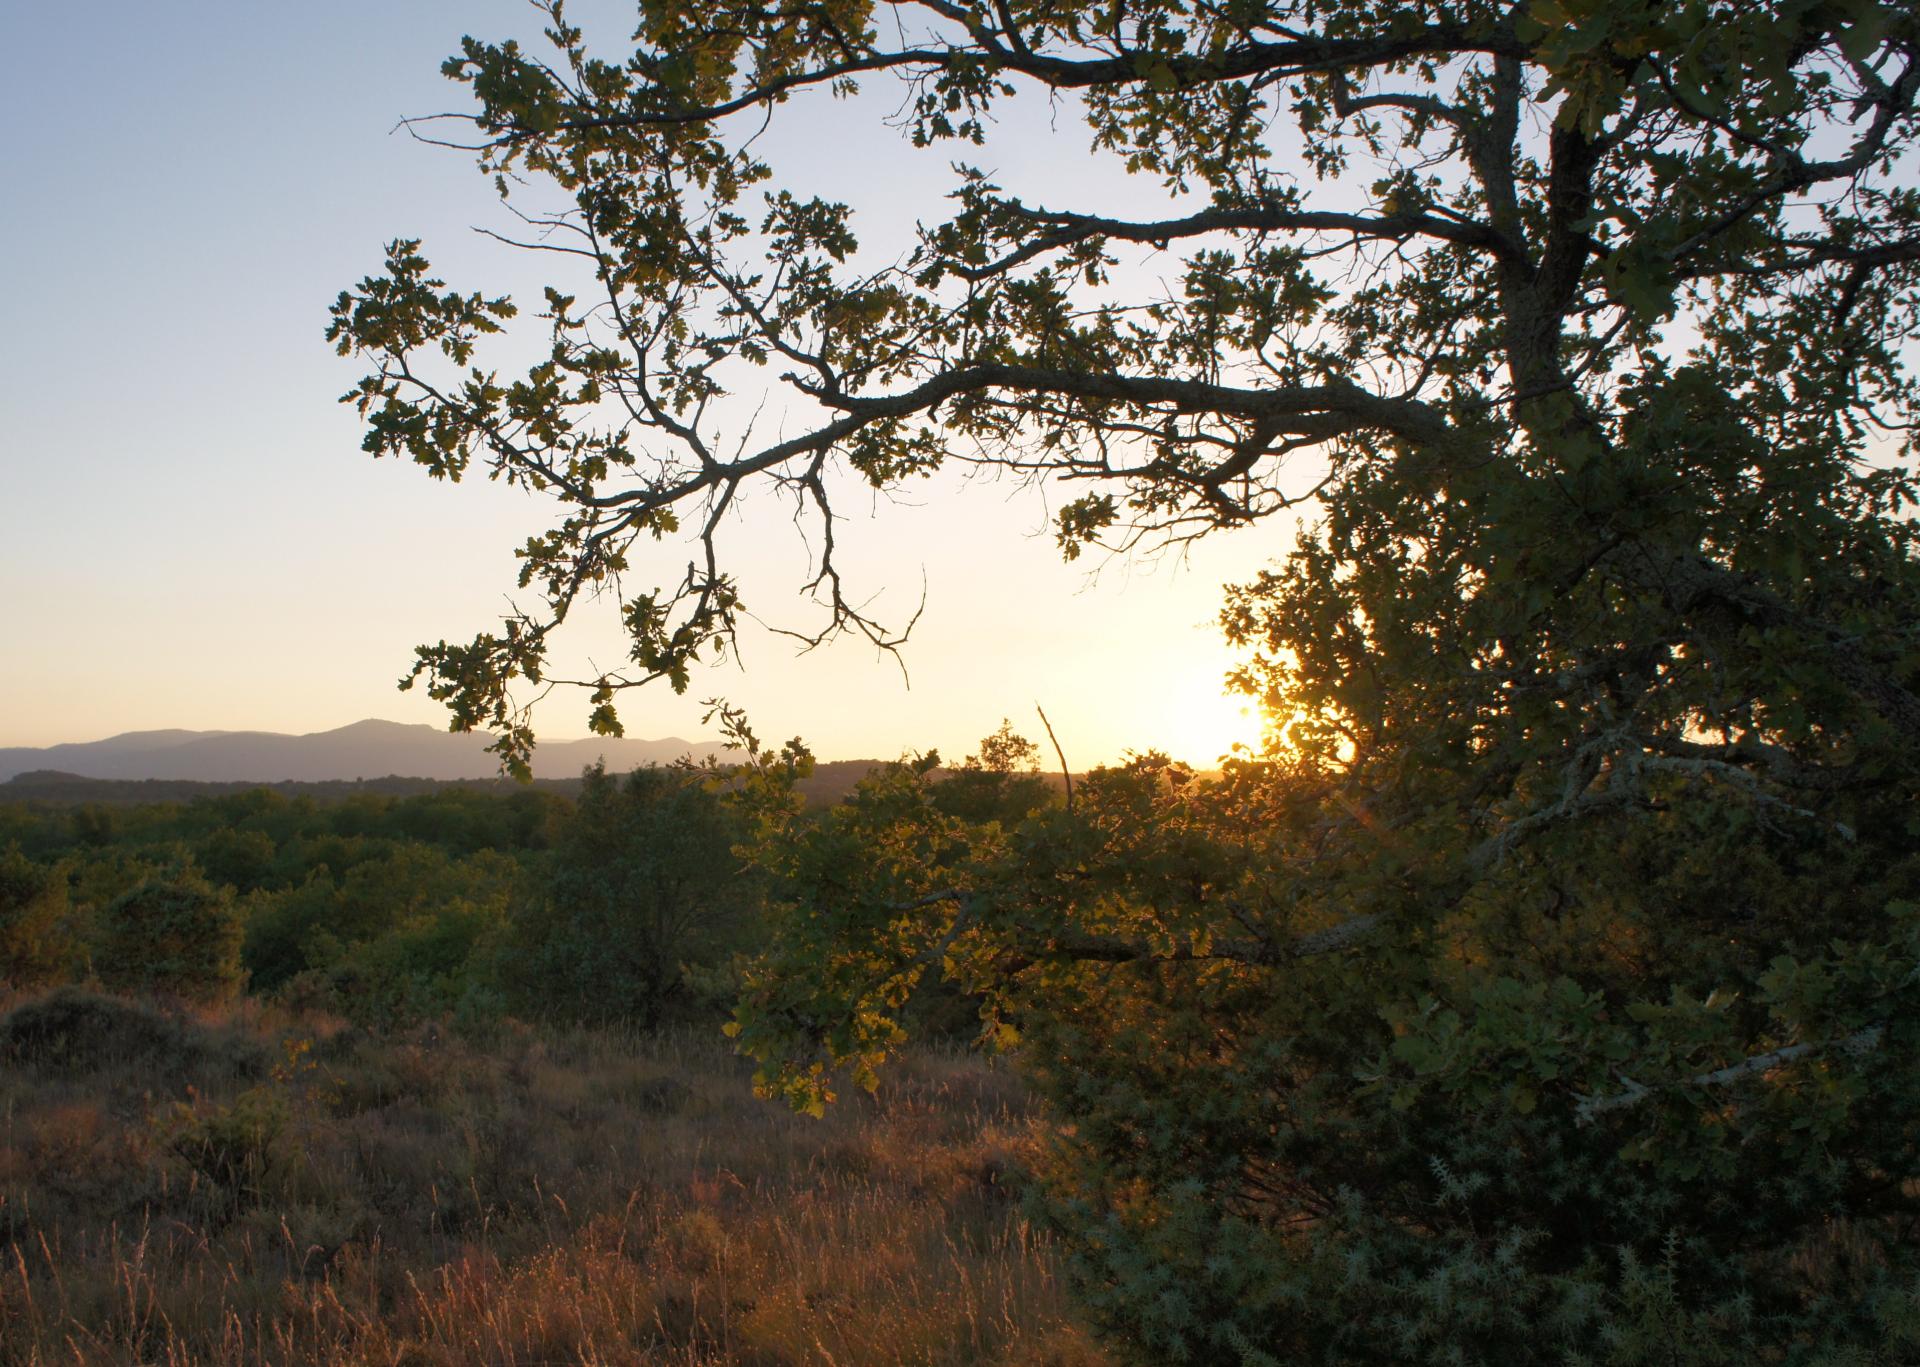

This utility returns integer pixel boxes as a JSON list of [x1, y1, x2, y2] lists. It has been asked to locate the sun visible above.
[[1161, 666, 1265, 768]]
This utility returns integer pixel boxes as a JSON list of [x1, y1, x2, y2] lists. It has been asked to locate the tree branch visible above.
[[1576, 1025, 1887, 1125], [953, 200, 1523, 282]]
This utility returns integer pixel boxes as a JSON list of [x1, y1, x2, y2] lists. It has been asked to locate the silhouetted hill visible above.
[[0, 759, 902, 808], [0, 720, 724, 784], [0, 770, 536, 805]]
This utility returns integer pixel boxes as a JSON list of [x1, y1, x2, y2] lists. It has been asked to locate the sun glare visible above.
[[1161, 668, 1265, 768]]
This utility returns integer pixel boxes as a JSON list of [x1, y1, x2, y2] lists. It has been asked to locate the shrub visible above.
[[157, 1083, 290, 1217], [0, 845, 72, 987], [194, 826, 278, 893], [0, 986, 265, 1080], [242, 844, 523, 999], [95, 866, 244, 1003]]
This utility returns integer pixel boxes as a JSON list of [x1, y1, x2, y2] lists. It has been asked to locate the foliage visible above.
[[195, 827, 279, 893], [930, 720, 1057, 827], [0, 778, 768, 1032], [94, 866, 245, 1004], [0, 846, 73, 988], [0, 783, 565, 876], [241, 844, 522, 998], [328, 0, 1920, 762], [731, 741, 1920, 1359], [69, 802, 117, 848], [502, 762, 759, 1027], [332, 0, 1920, 1358], [157, 1084, 290, 1218]]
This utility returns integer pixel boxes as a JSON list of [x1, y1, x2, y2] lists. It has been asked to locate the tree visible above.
[[501, 762, 759, 1027], [929, 718, 1057, 824], [333, 0, 1920, 1357]]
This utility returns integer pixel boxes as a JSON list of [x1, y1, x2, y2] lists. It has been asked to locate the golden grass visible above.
[[0, 991, 1107, 1366]]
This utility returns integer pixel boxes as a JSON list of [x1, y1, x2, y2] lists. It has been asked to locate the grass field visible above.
[[0, 989, 1107, 1365]]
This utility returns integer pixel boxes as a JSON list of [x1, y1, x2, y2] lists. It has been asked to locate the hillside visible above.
[[0, 719, 724, 784]]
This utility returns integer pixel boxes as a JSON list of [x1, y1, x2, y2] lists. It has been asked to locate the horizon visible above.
[[0, 707, 1245, 769], [5, 717, 703, 749], [0, 713, 1172, 775]]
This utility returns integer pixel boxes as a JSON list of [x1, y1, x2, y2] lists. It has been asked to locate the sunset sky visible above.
[[0, 0, 1301, 768]]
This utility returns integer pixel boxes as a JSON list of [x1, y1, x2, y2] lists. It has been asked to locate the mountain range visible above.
[[0, 720, 724, 784]]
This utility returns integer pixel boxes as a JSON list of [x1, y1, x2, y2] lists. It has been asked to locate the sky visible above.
[[0, 1, 1300, 768]]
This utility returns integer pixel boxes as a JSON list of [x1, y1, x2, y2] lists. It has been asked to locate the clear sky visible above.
[[0, 1, 1297, 768]]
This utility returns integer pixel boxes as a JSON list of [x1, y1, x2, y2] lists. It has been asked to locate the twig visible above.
[[1575, 1024, 1886, 1125], [1035, 703, 1074, 812]]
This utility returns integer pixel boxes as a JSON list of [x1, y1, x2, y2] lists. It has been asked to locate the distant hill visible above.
[[0, 759, 900, 809], [0, 770, 532, 805], [0, 720, 724, 785]]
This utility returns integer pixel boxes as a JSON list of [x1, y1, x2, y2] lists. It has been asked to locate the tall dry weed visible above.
[[0, 989, 1106, 1365]]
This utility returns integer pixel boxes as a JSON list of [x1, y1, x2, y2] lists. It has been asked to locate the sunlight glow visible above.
[[1158, 667, 1264, 768]]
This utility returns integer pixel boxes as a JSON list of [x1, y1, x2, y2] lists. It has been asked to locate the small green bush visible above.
[[158, 1083, 290, 1216], [95, 866, 244, 1003], [0, 845, 72, 987]]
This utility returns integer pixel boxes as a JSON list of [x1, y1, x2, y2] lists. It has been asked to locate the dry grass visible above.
[[0, 989, 1107, 1366]]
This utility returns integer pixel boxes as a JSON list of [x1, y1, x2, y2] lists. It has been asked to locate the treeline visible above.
[[0, 770, 737, 1029], [0, 770, 552, 806], [0, 732, 1053, 1034], [0, 757, 906, 809]]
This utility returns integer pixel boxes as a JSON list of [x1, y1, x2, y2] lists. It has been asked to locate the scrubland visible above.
[[0, 988, 1105, 1366]]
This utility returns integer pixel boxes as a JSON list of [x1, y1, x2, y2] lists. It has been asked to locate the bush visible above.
[[737, 734, 1920, 1361], [299, 895, 510, 1029], [157, 1083, 290, 1217], [0, 845, 72, 988], [95, 866, 244, 1003], [0, 986, 264, 1080], [242, 843, 523, 1001], [194, 827, 278, 893]]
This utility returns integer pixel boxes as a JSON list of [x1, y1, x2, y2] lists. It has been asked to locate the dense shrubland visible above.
[[0, 769, 747, 1030], [0, 740, 1054, 1039]]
